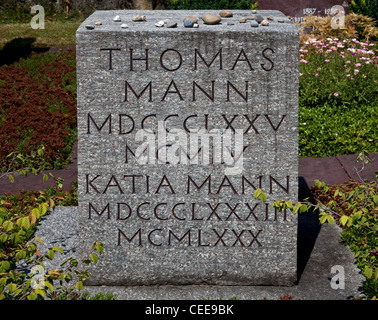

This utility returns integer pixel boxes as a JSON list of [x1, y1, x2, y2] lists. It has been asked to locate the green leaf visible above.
[[38, 148, 44, 157], [259, 192, 267, 202], [340, 215, 348, 226], [52, 246, 64, 254], [8, 174, 14, 183], [27, 292, 37, 300], [253, 189, 262, 201], [47, 250, 55, 260], [326, 215, 335, 225], [363, 266, 373, 279], [1, 261, 10, 272], [89, 253, 98, 264], [35, 237, 44, 245], [35, 289, 45, 298], [3, 220, 14, 232], [6, 283, 18, 293], [21, 216, 30, 229], [44, 281, 53, 293], [40, 203, 49, 216], [43, 174, 49, 183], [75, 281, 83, 291]]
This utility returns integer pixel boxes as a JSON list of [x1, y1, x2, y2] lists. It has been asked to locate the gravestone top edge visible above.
[[76, 10, 298, 34]]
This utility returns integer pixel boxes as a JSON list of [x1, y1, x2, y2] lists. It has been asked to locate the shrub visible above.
[[299, 104, 377, 157], [350, 0, 378, 23], [297, 14, 378, 43], [0, 50, 77, 173]]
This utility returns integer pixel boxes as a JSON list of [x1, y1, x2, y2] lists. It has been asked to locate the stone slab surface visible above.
[[31, 206, 365, 300], [76, 10, 299, 286]]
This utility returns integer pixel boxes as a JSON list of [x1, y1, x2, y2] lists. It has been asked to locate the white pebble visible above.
[[113, 15, 121, 22], [155, 20, 165, 27], [121, 23, 128, 28]]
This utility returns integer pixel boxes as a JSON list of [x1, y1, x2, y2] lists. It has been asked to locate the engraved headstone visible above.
[[257, 0, 350, 24], [76, 10, 299, 286]]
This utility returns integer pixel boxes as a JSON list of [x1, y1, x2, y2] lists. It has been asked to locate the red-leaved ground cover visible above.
[[0, 50, 77, 171]]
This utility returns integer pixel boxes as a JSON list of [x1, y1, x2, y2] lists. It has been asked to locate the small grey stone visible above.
[[184, 19, 194, 28], [250, 20, 259, 28], [261, 19, 269, 26], [226, 21, 235, 26], [256, 15, 264, 23], [166, 20, 177, 28], [267, 16, 274, 21], [85, 25, 95, 29], [251, 10, 257, 14], [277, 18, 285, 23]]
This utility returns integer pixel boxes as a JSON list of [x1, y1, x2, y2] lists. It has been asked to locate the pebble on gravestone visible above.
[[202, 14, 221, 25], [113, 15, 121, 22], [267, 16, 274, 21], [251, 20, 259, 27], [133, 15, 146, 22], [121, 23, 128, 28], [85, 24, 94, 29], [261, 19, 269, 26], [278, 18, 285, 23], [166, 20, 177, 28], [219, 10, 233, 18], [256, 15, 264, 23], [193, 23, 199, 28], [183, 16, 198, 23], [184, 19, 194, 28], [251, 10, 257, 14], [155, 20, 165, 27], [239, 16, 255, 23], [95, 21, 102, 26], [226, 21, 235, 26]]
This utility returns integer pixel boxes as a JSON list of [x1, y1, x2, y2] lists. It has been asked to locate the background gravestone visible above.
[[76, 10, 299, 286], [258, 0, 350, 23]]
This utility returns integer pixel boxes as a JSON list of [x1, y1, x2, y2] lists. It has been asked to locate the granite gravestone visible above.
[[76, 10, 299, 286]]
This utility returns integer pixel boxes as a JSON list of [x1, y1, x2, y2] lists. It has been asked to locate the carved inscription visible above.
[[82, 44, 293, 248]]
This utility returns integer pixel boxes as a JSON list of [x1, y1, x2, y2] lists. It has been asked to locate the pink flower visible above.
[[355, 63, 361, 67], [315, 73, 319, 77], [325, 59, 330, 62], [300, 59, 308, 64], [334, 93, 339, 97]]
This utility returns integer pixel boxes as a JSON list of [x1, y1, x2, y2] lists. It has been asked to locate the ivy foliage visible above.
[[253, 154, 378, 299]]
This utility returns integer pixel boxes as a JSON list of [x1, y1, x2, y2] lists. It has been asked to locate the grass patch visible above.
[[299, 104, 377, 157], [0, 21, 80, 50]]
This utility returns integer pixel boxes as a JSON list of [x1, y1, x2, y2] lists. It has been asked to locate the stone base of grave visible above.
[[31, 206, 365, 300]]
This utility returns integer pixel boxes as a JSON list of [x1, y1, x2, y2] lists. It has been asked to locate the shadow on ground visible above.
[[0, 37, 50, 66], [297, 176, 321, 282]]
